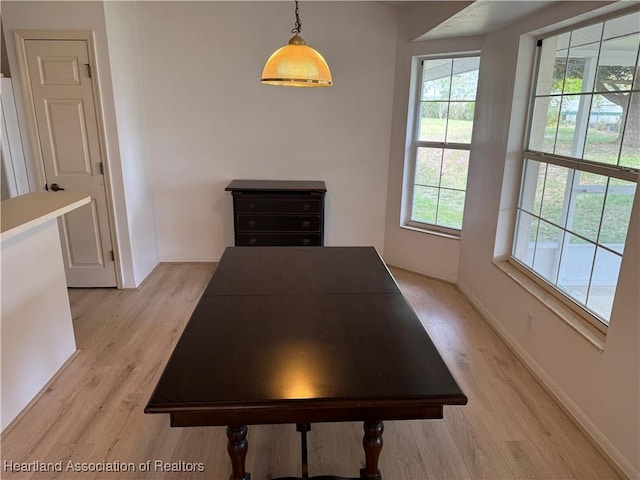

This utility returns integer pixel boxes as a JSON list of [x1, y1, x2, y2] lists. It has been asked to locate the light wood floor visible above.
[[1, 263, 620, 479]]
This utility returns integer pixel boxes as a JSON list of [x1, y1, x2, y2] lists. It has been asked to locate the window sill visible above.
[[493, 260, 606, 351], [401, 224, 461, 241]]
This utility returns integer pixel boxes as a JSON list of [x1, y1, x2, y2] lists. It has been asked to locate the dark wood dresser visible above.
[[226, 180, 326, 246]]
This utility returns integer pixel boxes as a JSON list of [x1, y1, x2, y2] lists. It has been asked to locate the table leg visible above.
[[227, 425, 250, 480], [296, 423, 311, 480], [360, 421, 383, 480]]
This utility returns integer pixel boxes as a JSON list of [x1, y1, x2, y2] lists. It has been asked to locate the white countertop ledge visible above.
[[1, 192, 91, 242]]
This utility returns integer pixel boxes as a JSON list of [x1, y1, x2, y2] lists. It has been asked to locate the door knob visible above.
[[50, 183, 65, 191]]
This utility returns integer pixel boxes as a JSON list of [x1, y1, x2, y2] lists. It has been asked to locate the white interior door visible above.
[[24, 39, 117, 287]]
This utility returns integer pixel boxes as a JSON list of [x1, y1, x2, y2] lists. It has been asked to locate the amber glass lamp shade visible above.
[[261, 35, 332, 87]]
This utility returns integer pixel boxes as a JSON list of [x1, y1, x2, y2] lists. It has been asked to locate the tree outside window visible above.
[[513, 11, 639, 327]]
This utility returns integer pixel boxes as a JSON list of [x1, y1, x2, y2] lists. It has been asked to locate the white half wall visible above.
[[1, 220, 77, 431]]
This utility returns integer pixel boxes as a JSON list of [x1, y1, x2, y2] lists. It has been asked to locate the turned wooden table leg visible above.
[[360, 421, 383, 480], [227, 425, 250, 480]]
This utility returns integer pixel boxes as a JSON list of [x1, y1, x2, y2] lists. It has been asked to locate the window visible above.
[[512, 10, 639, 328], [406, 55, 480, 234]]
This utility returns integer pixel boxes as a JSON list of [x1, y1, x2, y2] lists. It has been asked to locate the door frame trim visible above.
[[14, 29, 122, 288]]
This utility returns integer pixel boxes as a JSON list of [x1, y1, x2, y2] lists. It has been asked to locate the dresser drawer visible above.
[[227, 180, 326, 246], [236, 234, 322, 246], [235, 198, 322, 214], [237, 215, 320, 232]]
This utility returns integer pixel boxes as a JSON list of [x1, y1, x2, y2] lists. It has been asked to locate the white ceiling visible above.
[[385, 1, 557, 40]]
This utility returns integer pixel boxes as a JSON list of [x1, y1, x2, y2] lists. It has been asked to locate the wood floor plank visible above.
[[247, 424, 299, 479], [409, 420, 472, 479], [307, 421, 363, 478], [391, 268, 620, 480], [1, 263, 620, 480]]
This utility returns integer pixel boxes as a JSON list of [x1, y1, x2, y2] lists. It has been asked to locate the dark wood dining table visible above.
[[145, 247, 467, 480]]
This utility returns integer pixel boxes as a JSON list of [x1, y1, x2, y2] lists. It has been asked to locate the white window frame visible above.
[[509, 8, 640, 333], [404, 52, 481, 237]]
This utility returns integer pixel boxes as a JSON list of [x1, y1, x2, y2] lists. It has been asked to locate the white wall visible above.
[[1, 77, 30, 199], [3, 0, 637, 473], [3, 0, 398, 269], [132, 1, 398, 261], [384, 29, 482, 282], [455, 2, 639, 477], [103, 2, 159, 286], [386, 1, 638, 475], [1, 1, 141, 287]]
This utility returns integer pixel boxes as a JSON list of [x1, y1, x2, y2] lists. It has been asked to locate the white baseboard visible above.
[[456, 281, 639, 480], [158, 256, 219, 263], [385, 261, 457, 284]]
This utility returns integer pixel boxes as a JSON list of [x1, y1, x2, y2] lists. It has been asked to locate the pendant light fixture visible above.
[[261, 0, 333, 87]]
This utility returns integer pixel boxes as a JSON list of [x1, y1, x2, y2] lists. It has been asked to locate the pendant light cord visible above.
[[291, 0, 302, 34]]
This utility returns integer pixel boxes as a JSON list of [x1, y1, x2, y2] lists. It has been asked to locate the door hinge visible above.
[[86, 63, 92, 78], [100, 162, 104, 175], [110, 250, 115, 261]]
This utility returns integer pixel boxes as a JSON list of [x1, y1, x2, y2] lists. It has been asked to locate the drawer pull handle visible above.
[[249, 238, 257, 245], [249, 203, 256, 210], [303, 203, 310, 210], [248, 220, 256, 227], [303, 239, 310, 246], [302, 221, 310, 228]]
